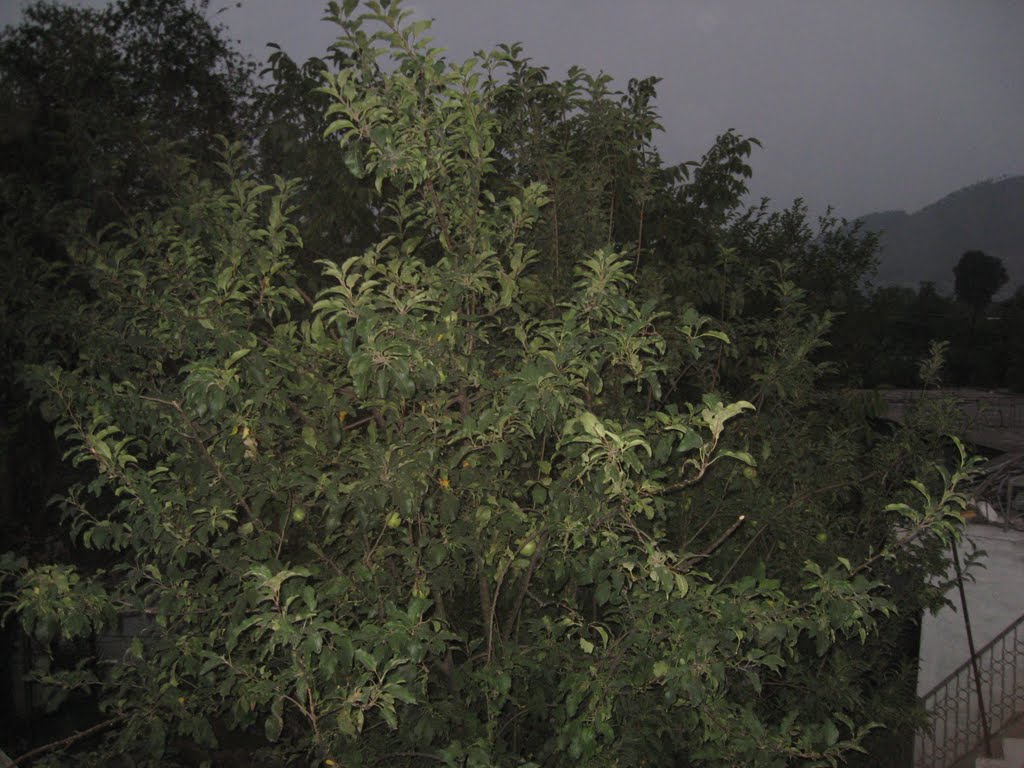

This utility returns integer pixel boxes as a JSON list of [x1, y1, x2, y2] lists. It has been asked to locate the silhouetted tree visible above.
[[953, 250, 1008, 332]]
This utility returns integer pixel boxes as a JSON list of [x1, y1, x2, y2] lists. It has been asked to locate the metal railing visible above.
[[915, 611, 1024, 767], [966, 399, 1024, 430]]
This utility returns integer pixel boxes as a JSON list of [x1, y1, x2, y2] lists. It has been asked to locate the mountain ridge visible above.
[[854, 175, 1024, 296]]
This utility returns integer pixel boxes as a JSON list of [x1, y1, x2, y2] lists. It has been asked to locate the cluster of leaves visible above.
[[0, 1, 978, 766], [255, 42, 379, 285]]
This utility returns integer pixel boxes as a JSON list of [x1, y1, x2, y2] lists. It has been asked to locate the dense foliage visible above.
[[1, 1, 980, 766], [0, 0, 255, 226]]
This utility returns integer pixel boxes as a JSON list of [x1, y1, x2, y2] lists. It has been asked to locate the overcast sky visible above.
[[4, 0, 1023, 220]]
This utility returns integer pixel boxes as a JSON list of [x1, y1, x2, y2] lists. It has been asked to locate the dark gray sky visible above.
[[4, 0, 1023, 220]]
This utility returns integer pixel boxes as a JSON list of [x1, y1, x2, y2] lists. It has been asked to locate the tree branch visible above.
[[13, 715, 125, 766], [502, 535, 545, 645], [686, 515, 746, 564]]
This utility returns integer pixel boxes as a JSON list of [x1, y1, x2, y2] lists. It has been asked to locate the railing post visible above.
[[951, 538, 993, 758]]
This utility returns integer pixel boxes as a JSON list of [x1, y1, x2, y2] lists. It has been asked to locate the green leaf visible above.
[[264, 714, 283, 742], [225, 348, 251, 368], [676, 430, 703, 454], [578, 411, 605, 438], [337, 709, 359, 737], [354, 648, 377, 673], [823, 719, 839, 747], [674, 573, 689, 598], [394, 371, 416, 398], [531, 484, 547, 505], [379, 700, 398, 730], [491, 442, 508, 464], [717, 449, 755, 466], [344, 147, 365, 178]]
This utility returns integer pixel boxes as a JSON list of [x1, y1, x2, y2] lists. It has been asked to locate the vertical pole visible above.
[[951, 538, 992, 757]]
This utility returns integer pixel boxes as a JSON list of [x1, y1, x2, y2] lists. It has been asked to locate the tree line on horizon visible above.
[[843, 248, 1023, 390], [0, 1, 993, 766]]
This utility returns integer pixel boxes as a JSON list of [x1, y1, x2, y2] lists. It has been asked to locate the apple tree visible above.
[[0, 2, 975, 766]]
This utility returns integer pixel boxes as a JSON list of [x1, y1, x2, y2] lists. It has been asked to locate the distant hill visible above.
[[855, 175, 1024, 296]]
